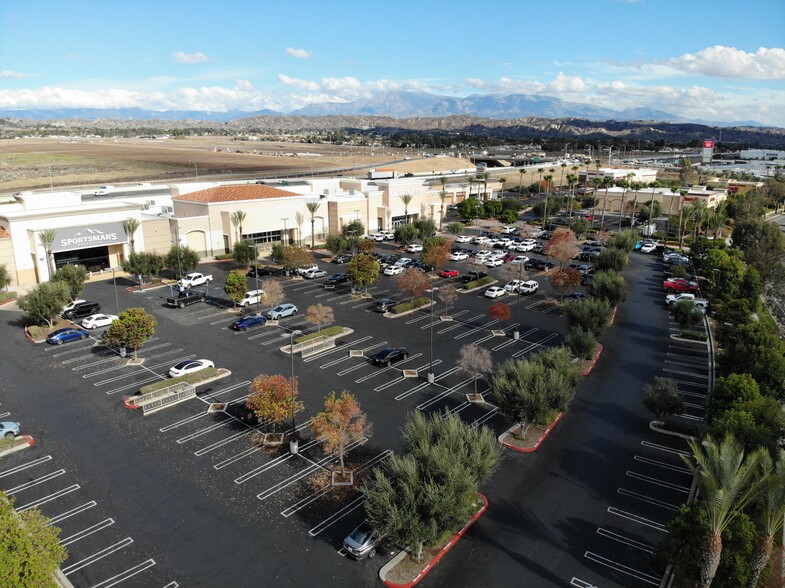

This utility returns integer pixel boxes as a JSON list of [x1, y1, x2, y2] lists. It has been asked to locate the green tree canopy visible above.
[[394, 224, 419, 246], [642, 377, 684, 421], [103, 307, 157, 360], [731, 219, 785, 285], [0, 264, 11, 291], [413, 218, 437, 239], [445, 221, 465, 236], [232, 241, 255, 267], [587, 270, 627, 306], [563, 297, 613, 338], [347, 253, 380, 292], [706, 373, 761, 423], [224, 270, 248, 305], [165, 244, 200, 275], [17, 281, 71, 327], [51, 263, 88, 300], [595, 248, 628, 273], [120, 252, 165, 283]]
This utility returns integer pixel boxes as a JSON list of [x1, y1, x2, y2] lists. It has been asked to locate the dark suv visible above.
[[62, 300, 101, 320]]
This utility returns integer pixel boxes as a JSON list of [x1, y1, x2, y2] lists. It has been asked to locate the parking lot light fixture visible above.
[[427, 287, 439, 384], [283, 329, 303, 453], [514, 262, 523, 340]]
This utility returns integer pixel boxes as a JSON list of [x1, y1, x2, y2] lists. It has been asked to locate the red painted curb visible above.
[[610, 306, 618, 325], [22, 435, 35, 447], [122, 397, 140, 409], [0, 297, 17, 307], [501, 413, 564, 453], [383, 493, 489, 588], [581, 343, 604, 377]]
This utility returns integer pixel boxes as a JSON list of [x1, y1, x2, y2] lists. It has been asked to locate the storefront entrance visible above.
[[54, 245, 110, 271]]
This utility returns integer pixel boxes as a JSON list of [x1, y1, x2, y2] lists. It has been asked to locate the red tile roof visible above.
[[175, 185, 299, 203]]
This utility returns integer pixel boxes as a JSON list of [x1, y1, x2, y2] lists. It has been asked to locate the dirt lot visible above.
[[0, 137, 474, 192]]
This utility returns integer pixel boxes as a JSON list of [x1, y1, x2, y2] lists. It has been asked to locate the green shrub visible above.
[[0, 436, 17, 451], [679, 330, 707, 341], [139, 367, 220, 394], [462, 276, 495, 290], [214, 253, 234, 261], [390, 296, 430, 314], [565, 327, 599, 360], [294, 326, 344, 343], [672, 300, 704, 330], [27, 325, 44, 340], [563, 297, 613, 338]]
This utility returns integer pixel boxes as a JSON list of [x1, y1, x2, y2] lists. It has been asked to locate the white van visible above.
[[237, 290, 264, 307]]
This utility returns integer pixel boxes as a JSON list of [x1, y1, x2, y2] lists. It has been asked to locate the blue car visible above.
[[230, 314, 267, 331], [46, 327, 90, 345]]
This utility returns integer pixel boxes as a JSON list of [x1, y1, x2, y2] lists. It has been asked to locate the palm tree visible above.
[[306, 201, 321, 249], [536, 168, 544, 194], [628, 181, 644, 226], [518, 168, 526, 199], [745, 455, 785, 588], [711, 203, 728, 239], [481, 172, 490, 201], [498, 176, 507, 200], [468, 176, 476, 200], [294, 211, 305, 246], [616, 179, 629, 228], [677, 190, 689, 249], [559, 162, 567, 193], [399, 194, 414, 224], [438, 190, 448, 230], [682, 435, 770, 588], [230, 210, 247, 242], [598, 177, 614, 232], [122, 218, 140, 252], [542, 174, 553, 227], [38, 228, 56, 278]]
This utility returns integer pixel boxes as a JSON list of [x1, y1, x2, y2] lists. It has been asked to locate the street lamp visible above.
[[282, 328, 303, 454], [513, 262, 524, 340], [111, 267, 120, 316], [427, 287, 439, 384]]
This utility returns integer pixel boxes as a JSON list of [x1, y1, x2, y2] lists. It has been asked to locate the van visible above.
[[237, 290, 264, 307]]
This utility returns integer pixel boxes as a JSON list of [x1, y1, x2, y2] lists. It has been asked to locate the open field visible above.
[[0, 137, 474, 192]]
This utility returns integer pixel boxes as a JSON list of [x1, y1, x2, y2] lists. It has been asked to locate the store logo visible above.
[[59, 228, 118, 248]]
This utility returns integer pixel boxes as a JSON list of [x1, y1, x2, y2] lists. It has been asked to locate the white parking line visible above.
[[437, 314, 483, 334], [625, 471, 689, 493], [4, 469, 65, 494], [90, 559, 158, 588], [232, 431, 319, 480], [394, 367, 460, 401], [417, 377, 474, 410], [70, 343, 170, 370], [454, 319, 498, 340], [320, 341, 387, 369], [200, 381, 252, 402], [354, 353, 423, 383], [607, 507, 668, 532], [175, 417, 233, 444], [17, 484, 80, 511], [373, 360, 441, 391], [104, 374, 162, 395], [93, 355, 195, 386], [419, 308, 466, 329], [596, 527, 654, 554], [49, 341, 102, 357], [472, 407, 499, 427], [60, 518, 115, 546], [0, 455, 52, 479], [301, 336, 372, 362], [633, 455, 691, 474], [47, 502, 97, 525], [662, 368, 708, 379], [62, 348, 118, 365], [404, 313, 431, 325], [617, 488, 679, 511], [511, 332, 559, 358], [570, 578, 600, 588], [640, 441, 690, 457], [62, 537, 134, 575], [308, 495, 365, 536], [82, 348, 185, 378], [584, 551, 659, 586]]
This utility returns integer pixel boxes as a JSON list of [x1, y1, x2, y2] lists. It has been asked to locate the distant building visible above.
[[579, 167, 658, 186]]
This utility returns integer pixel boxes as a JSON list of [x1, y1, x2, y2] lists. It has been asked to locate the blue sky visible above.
[[1, 0, 784, 125]]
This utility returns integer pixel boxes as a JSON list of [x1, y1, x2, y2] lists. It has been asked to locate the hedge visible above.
[[139, 367, 220, 395], [679, 330, 708, 341], [462, 276, 495, 290], [214, 253, 234, 261], [390, 296, 430, 314], [294, 325, 344, 344]]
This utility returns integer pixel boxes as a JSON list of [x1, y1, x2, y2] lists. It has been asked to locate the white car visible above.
[[474, 236, 490, 244], [94, 185, 114, 196], [237, 289, 264, 307], [486, 258, 503, 268], [295, 263, 318, 276], [455, 235, 472, 243], [63, 299, 87, 313], [640, 243, 657, 254], [511, 255, 529, 264], [450, 251, 469, 261], [504, 280, 524, 293], [82, 314, 119, 329], [380, 231, 395, 240], [394, 257, 412, 267], [517, 280, 539, 295], [474, 250, 491, 261], [484, 286, 507, 299], [406, 243, 423, 253], [168, 359, 214, 378], [303, 269, 327, 279], [384, 265, 404, 276], [500, 226, 518, 234], [367, 233, 385, 242]]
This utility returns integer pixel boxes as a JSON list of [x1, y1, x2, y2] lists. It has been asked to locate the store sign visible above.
[[51, 222, 127, 252]]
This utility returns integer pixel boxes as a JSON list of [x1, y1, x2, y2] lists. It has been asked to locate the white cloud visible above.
[[278, 74, 320, 91], [665, 46, 785, 80], [286, 47, 312, 59], [0, 69, 32, 79], [172, 51, 209, 64]]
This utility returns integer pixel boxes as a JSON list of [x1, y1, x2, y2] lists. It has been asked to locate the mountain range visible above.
[[0, 91, 768, 127]]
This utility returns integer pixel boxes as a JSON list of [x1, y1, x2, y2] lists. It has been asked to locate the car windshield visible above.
[[350, 525, 373, 544], [173, 361, 191, 370]]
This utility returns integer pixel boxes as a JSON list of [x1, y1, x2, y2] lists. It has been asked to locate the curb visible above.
[[649, 421, 697, 441], [668, 333, 708, 347], [499, 413, 563, 453], [279, 328, 354, 354], [124, 369, 232, 409], [610, 306, 618, 325], [380, 493, 488, 588], [0, 296, 18, 307], [0, 435, 36, 458], [580, 344, 604, 376], [383, 301, 435, 319], [458, 279, 499, 294]]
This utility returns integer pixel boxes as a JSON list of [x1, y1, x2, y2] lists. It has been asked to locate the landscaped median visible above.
[[384, 297, 433, 318], [498, 413, 563, 453], [0, 435, 36, 458], [459, 276, 496, 293], [281, 326, 354, 356], [379, 493, 488, 588], [123, 367, 231, 414]]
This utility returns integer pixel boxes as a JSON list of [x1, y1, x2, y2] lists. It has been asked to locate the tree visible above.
[[679, 159, 696, 186], [446, 221, 465, 236], [672, 299, 705, 331], [394, 224, 419, 246], [457, 343, 493, 396], [565, 326, 598, 360], [232, 240, 254, 267], [545, 228, 579, 269], [165, 244, 200, 275], [363, 412, 501, 562], [731, 219, 785, 286], [706, 374, 761, 423], [311, 391, 371, 476], [421, 237, 450, 271], [587, 270, 627, 306], [458, 198, 483, 223], [642, 377, 684, 421], [51, 263, 88, 301], [548, 268, 581, 298], [595, 247, 627, 273], [0, 264, 11, 291], [563, 297, 613, 338], [438, 189, 448, 230], [120, 252, 165, 285], [0, 491, 67, 588], [38, 228, 56, 277], [518, 168, 527, 198], [745, 456, 785, 588], [682, 435, 771, 588], [230, 210, 246, 242], [246, 374, 302, 433], [347, 252, 380, 293], [280, 246, 313, 272], [325, 234, 348, 254], [294, 210, 305, 246], [397, 268, 430, 300], [436, 284, 457, 314], [413, 217, 437, 239], [399, 194, 414, 223], [260, 278, 284, 307], [605, 230, 636, 251], [488, 302, 511, 328], [358, 239, 375, 254], [305, 303, 334, 333], [709, 396, 785, 458], [341, 219, 365, 253], [224, 270, 248, 306], [17, 281, 70, 327], [103, 307, 156, 360], [122, 218, 140, 252], [306, 201, 321, 249]]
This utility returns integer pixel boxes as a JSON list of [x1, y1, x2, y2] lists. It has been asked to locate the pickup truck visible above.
[[178, 272, 213, 288], [167, 290, 206, 308], [663, 278, 700, 293]]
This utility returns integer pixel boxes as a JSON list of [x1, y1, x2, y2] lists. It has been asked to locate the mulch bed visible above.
[[500, 423, 550, 450], [385, 546, 444, 585]]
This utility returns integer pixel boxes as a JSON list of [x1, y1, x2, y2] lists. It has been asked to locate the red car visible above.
[[663, 278, 700, 293], [438, 269, 460, 278], [502, 253, 518, 262]]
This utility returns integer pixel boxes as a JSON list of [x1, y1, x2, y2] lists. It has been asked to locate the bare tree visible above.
[[437, 284, 457, 315], [305, 303, 334, 333], [261, 279, 284, 307], [457, 343, 493, 396]]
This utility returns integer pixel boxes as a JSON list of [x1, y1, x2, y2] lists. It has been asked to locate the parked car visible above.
[[295, 264, 319, 276], [438, 269, 460, 278], [303, 269, 327, 279], [331, 254, 353, 264], [393, 258, 412, 267], [462, 271, 488, 283], [167, 290, 206, 308], [455, 235, 473, 243], [383, 265, 404, 276], [168, 359, 214, 378], [247, 265, 277, 277], [640, 242, 658, 254], [485, 258, 503, 268], [326, 273, 350, 286], [380, 231, 395, 240], [405, 243, 423, 253], [343, 522, 384, 560], [374, 298, 398, 313], [500, 226, 518, 235], [367, 233, 385, 242], [371, 347, 409, 367], [484, 286, 507, 299], [62, 300, 101, 320], [511, 255, 529, 264], [504, 280, 524, 293], [663, 278, 700, 293], [665, 292, 696, 305], [517, 280, 539, 295], [0, 421, 20, 439], [449, 251, 469, 261], [237, 290, 264, 307], [267, 304, 298, 319], [62, 299, 87, 314], [178, 272, 213, 288], [82, 314, 118, 329], [230, 314, 267, 331], [46, 327, 90, 345]]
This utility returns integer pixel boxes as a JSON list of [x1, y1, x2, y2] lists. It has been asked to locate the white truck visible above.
[[665, 292, 709, 311], [94, 185, 114, 196], [178, 272, 213, 288]]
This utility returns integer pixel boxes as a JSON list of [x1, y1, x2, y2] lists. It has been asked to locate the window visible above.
[[244, 230, 282, 245]]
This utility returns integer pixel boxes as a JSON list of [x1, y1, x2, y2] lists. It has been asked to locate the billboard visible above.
[[50, 222, 127, 252], [701, 139, 715, 163]]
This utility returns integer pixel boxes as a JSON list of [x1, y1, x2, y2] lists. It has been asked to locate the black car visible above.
[[166, 290, 206, 308], [462, 271, 488, 283], [326, 273, 350, 286], [371, 347, 409, 367], [247, 265, 277, 277], [332, 254, 353, 264], [374, 298, 398, 313], [62, 300, 101, 320]]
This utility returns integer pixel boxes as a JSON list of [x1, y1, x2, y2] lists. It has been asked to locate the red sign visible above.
[[703, 140, 715, 149]]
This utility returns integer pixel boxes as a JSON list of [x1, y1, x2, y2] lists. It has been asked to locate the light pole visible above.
[[427, 287, 439, 384], [283, 329, 303, 454], [280, 218, 289, 246], [111, 267, 120, 316], [513, 262, 524, 340], [190, 160, 199, 181], [254, 243, 261, 314]]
